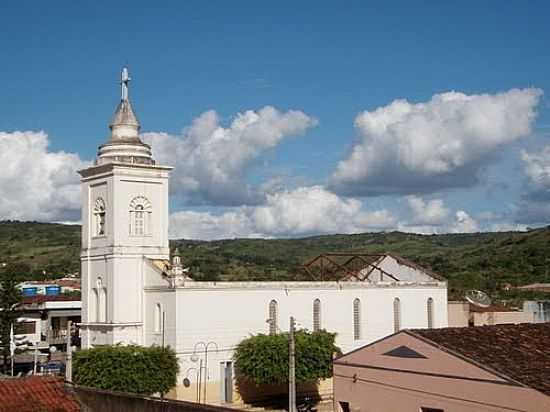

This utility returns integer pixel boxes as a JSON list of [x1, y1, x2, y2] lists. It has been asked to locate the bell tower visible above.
[[79, 68, 172, 348]]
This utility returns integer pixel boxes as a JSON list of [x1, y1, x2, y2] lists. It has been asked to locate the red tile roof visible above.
[[0, 376, 80, 412], [21, 295, 79, 304], [410, 323, 550, 396], [53, 279, 81, 289]]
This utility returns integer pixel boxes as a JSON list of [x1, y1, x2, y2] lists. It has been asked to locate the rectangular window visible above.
[[394, 298, 401, 332], [353, 299, 361, 340], [16, 321, 36, 335], [421, 408, 444, 412]]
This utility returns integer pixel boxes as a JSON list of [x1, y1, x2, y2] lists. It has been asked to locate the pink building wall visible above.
[[333, 333, 550, 412]]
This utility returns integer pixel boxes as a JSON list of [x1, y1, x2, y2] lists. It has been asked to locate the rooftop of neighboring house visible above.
[[0, 376, 80, 412], [20, 278, 81, 290], [409, 323, 550, 396], [21, 295, 79, 304], [20, 295, 81, 310]]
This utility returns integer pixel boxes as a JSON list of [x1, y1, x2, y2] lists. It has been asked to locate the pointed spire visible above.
[[109, 67, 141, 140], [96, 67, 154, 165]]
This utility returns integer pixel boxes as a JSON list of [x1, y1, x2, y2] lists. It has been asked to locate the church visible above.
[[78, 68, 448, 404]]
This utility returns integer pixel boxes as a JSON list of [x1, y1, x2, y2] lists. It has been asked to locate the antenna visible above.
[[465, 290, 492, 308]]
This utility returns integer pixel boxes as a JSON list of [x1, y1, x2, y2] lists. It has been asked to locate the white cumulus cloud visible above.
[[169, 186, 396, 240], [330, 88, 542, 196], [406, 195, 449, 226], [0, 131, 88, 221], [449, 210, 479, 233], [521, 146, 550, 194], [142, 106, 317, 206], [516, 146, 550, 223], [399, 196, 480, 234]]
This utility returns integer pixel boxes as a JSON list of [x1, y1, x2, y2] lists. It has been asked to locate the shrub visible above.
[[73, 345, 179, 395], [234, 330, 340, 385]]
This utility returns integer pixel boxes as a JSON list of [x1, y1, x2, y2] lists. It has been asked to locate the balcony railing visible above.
[[46, 329, 68, 345]]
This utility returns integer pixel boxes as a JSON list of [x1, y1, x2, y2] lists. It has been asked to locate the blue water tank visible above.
[[45, 285, 61, 296], [22, 287, 38, 296]]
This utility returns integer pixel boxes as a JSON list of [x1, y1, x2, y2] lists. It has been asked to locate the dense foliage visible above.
[[73, 345, 179, 395], [174, 227, 550, 301], [0, 266, 22, 373], [2, 220, 550, 301], [0, 221, 80, 279], [234, 330, 339, 385]]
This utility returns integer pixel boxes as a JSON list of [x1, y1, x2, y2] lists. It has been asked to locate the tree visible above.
[[73, 345, 179, 395], [0, 268, 22, 374], [233, 329, 340, 385]]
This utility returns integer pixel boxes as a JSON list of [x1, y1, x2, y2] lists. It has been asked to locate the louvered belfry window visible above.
[[129, 196, 152, 236], [393, 298, 401, 332], [353, 298, 361, 340], [313, 299, 321, 332], [268, 300, 278, 335]]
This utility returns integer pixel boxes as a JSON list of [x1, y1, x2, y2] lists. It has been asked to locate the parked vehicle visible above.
[[40, 361, 65, 376]]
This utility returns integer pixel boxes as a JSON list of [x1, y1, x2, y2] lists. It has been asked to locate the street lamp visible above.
[[190, 341, 219, 403]]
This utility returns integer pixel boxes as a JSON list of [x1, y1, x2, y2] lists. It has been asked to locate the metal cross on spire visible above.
[[121, 67, 130, 101]]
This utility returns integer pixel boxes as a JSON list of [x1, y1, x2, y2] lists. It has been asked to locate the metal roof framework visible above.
[[300, 253, 400, 281]]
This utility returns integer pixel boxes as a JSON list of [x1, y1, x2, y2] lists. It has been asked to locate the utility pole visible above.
[[65, 320, 72, 382], [289, 316, 296, 412], [10, 323, 14, 377]]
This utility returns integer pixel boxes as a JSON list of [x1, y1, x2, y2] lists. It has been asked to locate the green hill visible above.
[[1, 220, 550, 301]]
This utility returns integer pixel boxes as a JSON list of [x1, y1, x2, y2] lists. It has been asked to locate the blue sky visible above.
[[1, 1, 550, 239]]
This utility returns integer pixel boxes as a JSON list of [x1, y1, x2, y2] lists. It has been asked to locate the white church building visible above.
[[79, 69, 448, 404]]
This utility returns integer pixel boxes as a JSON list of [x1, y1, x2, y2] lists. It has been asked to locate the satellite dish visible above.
[[465, 290, 492, 308], [183, 378, 191, 388]]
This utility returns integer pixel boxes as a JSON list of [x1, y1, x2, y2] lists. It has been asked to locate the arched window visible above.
[[268, 300, 278, 335], [129, 196, 152, 236], [393, 298, 401, 333], [353, 298, 361, 340], [154, 303, 162, 333], [427, 297, 434, 329], [313, 299, 321, 332], [93, 198, 106, 236]]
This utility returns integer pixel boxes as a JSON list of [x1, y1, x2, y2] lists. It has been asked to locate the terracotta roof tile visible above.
[[0, 376, 80, 412], [21, 295, 79, 304], [410, 323, 550, 396]]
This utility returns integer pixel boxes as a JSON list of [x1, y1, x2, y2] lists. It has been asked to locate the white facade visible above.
[[142, 257, 446, 402], [80, 69, 448, 404]]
